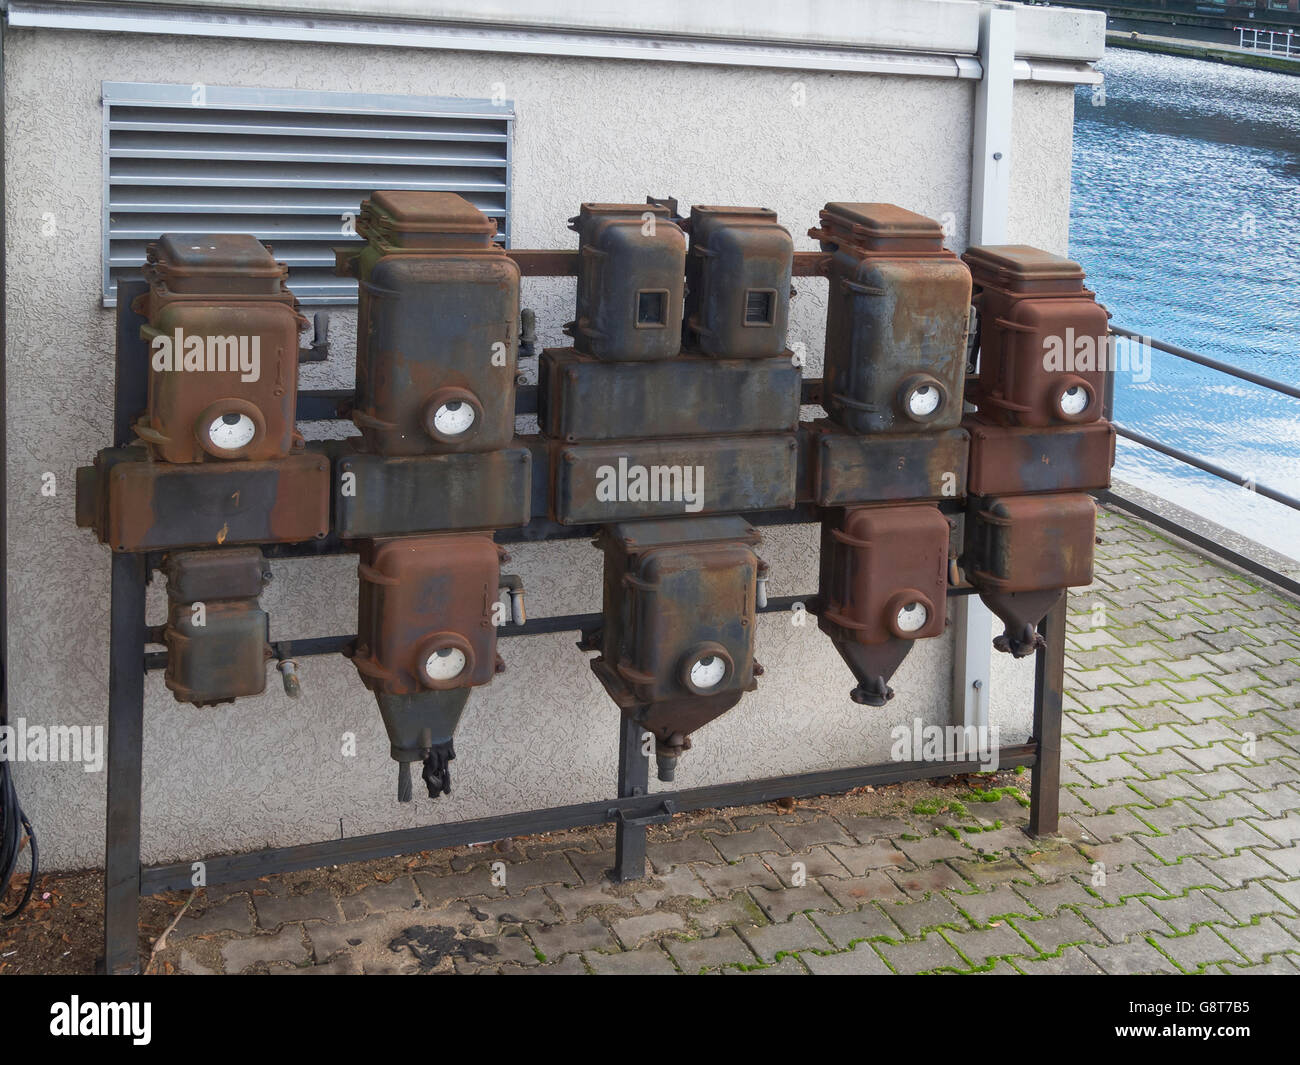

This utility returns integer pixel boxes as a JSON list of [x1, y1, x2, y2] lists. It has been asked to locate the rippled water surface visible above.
[[1071, 48, 1300, 560]]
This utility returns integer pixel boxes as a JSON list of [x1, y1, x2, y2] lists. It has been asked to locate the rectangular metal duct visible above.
[[101, 81, 513, 305]]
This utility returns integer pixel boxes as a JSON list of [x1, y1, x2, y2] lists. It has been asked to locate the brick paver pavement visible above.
[[159, 509, 1300, 974]]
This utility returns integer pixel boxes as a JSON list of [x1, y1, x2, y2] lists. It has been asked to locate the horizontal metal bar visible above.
[[1111, 325, 1300, 400], [141, 595, 819, 672], [1113, 423, 1300, 513], [1095, 489, 1300, 600], [140, 588, 976, 672], [108, 199, 505, 215], [108, 120, 508, 143], [109, 148, 508, 167], [138, 743, 1036, 894], [108, 174, 507, 191], [506, 249, 829, 277], [299, 382, 822, 422]]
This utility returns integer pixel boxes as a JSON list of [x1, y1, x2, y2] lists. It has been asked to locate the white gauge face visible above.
[[424, 646, 467, 681], [208, 412, 257, 451], [1060, 385, 1089, 416], [896, 601, 929, 633], [907, 384, 941, 418], [433, 400, 476, 437], [690, 654, 727, 690]]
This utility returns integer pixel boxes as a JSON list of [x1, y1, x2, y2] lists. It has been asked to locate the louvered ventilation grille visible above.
[[103, 82, 513, 305]]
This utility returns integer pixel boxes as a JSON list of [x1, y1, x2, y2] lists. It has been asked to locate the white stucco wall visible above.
[[3, 18, 1085, 869]]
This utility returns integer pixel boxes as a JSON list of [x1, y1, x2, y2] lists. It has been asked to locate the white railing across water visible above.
[[1236, 25, 1300, 60]]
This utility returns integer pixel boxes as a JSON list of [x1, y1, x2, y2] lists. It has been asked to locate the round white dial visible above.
[[690, 654, 727, 690], [896, 601, 929, 633], [433, 400, 475, 436], [424, 646, 467, 681], [208, 412, 256, 451], [1060, 385, 1089, 416], [907, 384, 941, 417]]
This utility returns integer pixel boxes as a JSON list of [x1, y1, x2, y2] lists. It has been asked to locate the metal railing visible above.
[[1105, 325, 1300, 514], [1236, 26, 1300, 59]]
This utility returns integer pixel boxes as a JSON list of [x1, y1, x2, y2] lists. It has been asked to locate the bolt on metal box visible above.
[[963, 491, 1098, 657], [684, 206, 793, 357], [133, 234, 307, 464], [963, 245, 1110, 427], [334, 445, 533, 539], [538, 347, 800, 442], [812, 203, 972, 435], [77, 447, 331, 552], [567, 203, 686, 361], [965, 493, 1097, 593], [965, 415, 1114, 496], [808, 422, 969, 505], [161, 548, 272, 706], [341, 192, 520, 454], [818, 504, 949, 704], [548, 434, 799, 525], [352, 533, 506, 696], [591, 517, 762, 776]]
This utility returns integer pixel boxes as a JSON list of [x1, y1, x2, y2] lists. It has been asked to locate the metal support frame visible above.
[[98, 541, 1068, 972], [614, 718, 651, 882], [95, 224, 1071, 969], [1029, 594, 1067, 837]]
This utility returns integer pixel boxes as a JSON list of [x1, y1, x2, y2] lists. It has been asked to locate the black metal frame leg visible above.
[[103, 551, 147, 974], [1028, 591, 1067, 837], [613, 716, 649, 882]]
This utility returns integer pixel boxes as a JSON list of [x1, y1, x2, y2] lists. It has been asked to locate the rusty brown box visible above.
[[347, 192, 520, 455], [965, 416, 1114, 496], [538, 348, 800, 441], [813, 203, 971, 435], [135, 234, 306, 464], [810, 422, 969, 505], [353, 533, 504, 696], [963, 245, 1110, 427], [594, 517, 759, 708], [818, 505, 949, 646], [80, 447, 330, 552], [965, 493, 1097, 593], [161, 548, 272, 706], [335, 446, 532, 538], [684, 206, 793, 357], [568, 203, 686, 361], [549, 435, 798, 524]]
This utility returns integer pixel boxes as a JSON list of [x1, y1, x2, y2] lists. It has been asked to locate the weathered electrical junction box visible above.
[[75, 191, 1112, 798]]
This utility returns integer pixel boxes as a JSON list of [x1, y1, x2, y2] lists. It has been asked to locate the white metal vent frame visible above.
[[101, 81, 515, 306]]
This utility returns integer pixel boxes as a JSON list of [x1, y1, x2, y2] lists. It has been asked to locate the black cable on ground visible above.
[[0, 713, 38, 920]]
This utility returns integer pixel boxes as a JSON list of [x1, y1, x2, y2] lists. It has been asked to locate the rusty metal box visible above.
[[594, 517, 759, 709], [813, 203, 971, 434], [965, 493, 1097, 593], [79, 447, 330, 552], [963, 245, 1109, 427], [134, 235, 306, 464], [684, 206, 793, 357], [353, 533, 504, 696], [965, 416, 1114, 496], [810, 422, 969, 505], [335, 446, 532, 538], [162, 547, 270, 602], [161, 548, 272, 706], [568, 203, 686, 361], [538, 348, 800, 441], [549, 435, 798, 524], [344, 192, 520, 454], [819, 504, 949, 645]]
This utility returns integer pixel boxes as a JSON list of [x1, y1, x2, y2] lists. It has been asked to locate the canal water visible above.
[[1071, 46, 1300, 561]]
